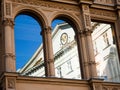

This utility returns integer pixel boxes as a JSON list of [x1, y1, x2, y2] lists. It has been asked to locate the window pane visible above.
[[92, 22, 120, 82], [52, 20, 81, 79]]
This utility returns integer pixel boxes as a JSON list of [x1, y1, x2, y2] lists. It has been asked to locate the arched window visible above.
[[51, 18, 81, 79], [14, 14, 45, 76]]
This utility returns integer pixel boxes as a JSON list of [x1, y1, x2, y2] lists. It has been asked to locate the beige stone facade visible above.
[[0, 0, 120, 90]]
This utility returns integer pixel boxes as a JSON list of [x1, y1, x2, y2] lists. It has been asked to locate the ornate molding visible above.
[[93, 0, 115, 6], [4, 53, 15, 58], [102, 86, 120, 90], [84, 61, 96, 66], [94, 84, 102, 90], [81, 4, 92, 30], [78, 29, 92, 37], [84, 14, 91, 28], [5, 2, 12, 16], [2, 18, 14, 27], [90, 8, 117, 20], [8, 78, 15, 89], [10, 0, 79, 12], [41, 26, 52, 34], [102, 87, 108, 90], [46, 59, 54, 64]]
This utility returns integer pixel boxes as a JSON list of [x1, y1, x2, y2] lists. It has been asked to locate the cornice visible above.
[[51, 0, 79, 5], [78, 0, 93, 4]]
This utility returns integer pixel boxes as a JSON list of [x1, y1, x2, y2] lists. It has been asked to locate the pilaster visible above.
[[80, 4, 97, 79], [2, 18, 16, 72], [41, 26, 55, 77], [76, 30, 90, 79]]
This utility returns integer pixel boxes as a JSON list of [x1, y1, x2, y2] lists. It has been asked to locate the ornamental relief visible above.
[[94, 84, 102, 90], [102, 86, 120, 90], [9, 0, 80, 12], [90, 8, 117, 20], [6, 3, 11, 16], [94, 0, 114, 5], [8, 78, 15, 89]]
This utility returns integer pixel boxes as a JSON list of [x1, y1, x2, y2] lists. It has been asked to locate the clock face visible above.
[[60, 33, 68, 45]]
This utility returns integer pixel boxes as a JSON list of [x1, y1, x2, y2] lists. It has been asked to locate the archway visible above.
[[14, 14, 42, 71], [51, 16, 81, 79]]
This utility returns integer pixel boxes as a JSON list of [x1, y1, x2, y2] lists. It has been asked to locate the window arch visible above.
[[14, 10, 45, 74], [51, 13, 82, 79]]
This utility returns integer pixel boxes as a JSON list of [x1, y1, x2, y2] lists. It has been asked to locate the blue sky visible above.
[[15, 15, 64, 70], [15, 15, 42, 70]]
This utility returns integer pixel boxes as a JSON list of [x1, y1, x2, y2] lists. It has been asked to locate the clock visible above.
[[60, 33, 68, 45]]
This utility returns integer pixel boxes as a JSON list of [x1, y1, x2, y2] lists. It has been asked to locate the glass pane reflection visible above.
[[92, 22, 120, 82]]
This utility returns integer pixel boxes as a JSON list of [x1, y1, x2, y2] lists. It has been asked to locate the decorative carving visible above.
[[10, 0, 79, 12], [84, 14, 91, 27], [8, 78, 15, 89], [102, 87, 108, 90], [42, 26, 52, 34], [6, 3, 11, 16], [81, 4, 92, 31], [2, 18, 14, 27], [84, 61, 96, 66], [4, 53, 15, 58], [82, 5, 89, 13], [103, 86, 119, 90], [94, 0, 114, 5], [46, 59, 54, 64], [94, 84, 101, 90], [90, 9, 116, 20]]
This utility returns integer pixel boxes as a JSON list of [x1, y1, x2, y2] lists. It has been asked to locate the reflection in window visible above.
[[67, 61, 73, 73], [103, 32, 110, 49], [92, 22, 120, 82], [57, 66, 62, 77]]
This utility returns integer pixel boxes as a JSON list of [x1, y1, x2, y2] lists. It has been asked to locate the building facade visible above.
[[0, 0, 120, 90]]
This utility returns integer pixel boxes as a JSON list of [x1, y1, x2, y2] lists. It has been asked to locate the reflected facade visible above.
[[19, 23, 81, 79], [92, 22, 120, 82]]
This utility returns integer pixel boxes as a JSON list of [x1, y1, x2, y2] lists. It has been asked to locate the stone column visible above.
[[75, 31, 90, 79], [41, 26, 55, 77], [81, 4, 97, 78], [2, 18, 16, 72]]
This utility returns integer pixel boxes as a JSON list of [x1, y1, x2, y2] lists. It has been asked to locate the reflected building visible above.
[[19, 22, 120, 82], [92, 22, 120, 82], [19, 23, 81, 79]]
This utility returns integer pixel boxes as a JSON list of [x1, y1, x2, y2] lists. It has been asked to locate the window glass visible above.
[[52, 19, 81, 79], [92, 22, 120, 82]]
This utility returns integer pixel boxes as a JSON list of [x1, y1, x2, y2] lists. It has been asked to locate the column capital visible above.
[[4, 53, 15, 59], [2, 18, 14, 27], [77, 29, 92, 36], [84, 29, 93, 36], [84, 61, 96, 66], [46, 59, 54, 64], [77, 30, 85, 37], [41, 26, 52, 35], [43, 26, 52, 31]]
